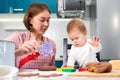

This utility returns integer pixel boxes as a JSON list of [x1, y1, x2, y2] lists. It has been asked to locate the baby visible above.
[[62, 18, 102, 68]]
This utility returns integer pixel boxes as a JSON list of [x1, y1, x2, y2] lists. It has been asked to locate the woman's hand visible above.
[[89, 37, 100, 47], [15, 39, 38, 56]]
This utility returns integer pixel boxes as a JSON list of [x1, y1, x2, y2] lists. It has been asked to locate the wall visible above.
[[97, 0, 120, 60], [0, 14, 91, 60]]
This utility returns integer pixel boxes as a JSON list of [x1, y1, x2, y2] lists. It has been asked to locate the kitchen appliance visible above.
[[56, 0, 96, 19], [57, 0, 85, 18], [0, 40, 15, 66]]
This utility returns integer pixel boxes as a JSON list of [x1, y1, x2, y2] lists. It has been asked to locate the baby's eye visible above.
[[71, 39, 74, 41], [75, 37, 79, 40]]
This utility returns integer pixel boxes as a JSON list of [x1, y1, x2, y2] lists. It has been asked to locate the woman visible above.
[[5, 3, 56, 69]]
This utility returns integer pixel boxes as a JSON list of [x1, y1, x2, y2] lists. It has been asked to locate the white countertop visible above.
[[13, 69, 120, 80]]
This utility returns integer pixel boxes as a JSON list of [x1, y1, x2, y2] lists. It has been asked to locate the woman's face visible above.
[[68, 28, 87, 47], [29, 10, 50, 35]]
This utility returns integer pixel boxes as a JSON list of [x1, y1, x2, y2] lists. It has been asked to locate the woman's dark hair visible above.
[[23, 3, 51, 32]]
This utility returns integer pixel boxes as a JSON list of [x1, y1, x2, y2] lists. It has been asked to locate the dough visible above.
[[17, 73, 39, 77], [85, 62, 112, 73], [38, 66, 57, 71]]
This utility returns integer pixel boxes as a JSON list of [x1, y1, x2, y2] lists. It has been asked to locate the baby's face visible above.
[[68, 29, 87, 47]]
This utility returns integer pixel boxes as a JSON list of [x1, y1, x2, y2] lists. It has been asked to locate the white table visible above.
[[13, 69, 120, 80]]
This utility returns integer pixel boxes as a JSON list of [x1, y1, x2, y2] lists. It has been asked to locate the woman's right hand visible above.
[[15, 39, 38, 56]]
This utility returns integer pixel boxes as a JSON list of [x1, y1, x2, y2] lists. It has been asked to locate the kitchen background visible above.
[[0, 0, 120, 64]]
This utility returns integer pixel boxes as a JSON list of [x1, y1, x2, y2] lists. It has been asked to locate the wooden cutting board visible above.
[[68, 70, 120, 77]]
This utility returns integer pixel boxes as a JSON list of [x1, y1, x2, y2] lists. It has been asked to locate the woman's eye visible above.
[[39, 19, 49, 23], [39, 19, 44, 22], [47, 19, 50, 23]]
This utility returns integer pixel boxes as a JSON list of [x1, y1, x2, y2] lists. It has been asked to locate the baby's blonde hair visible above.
[[67, 18, 87, 34]]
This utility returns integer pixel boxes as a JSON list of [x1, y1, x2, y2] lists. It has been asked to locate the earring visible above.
[[30, 24, 33, 28]]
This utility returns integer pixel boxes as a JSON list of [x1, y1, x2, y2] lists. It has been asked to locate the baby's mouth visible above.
[[74, 44, 80, 47]]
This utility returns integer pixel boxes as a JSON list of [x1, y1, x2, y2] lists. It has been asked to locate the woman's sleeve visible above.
[[50, 39, 56, 65], [53, 41, 56, 56]]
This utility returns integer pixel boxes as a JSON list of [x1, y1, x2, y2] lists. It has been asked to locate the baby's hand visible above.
[[89, 37, 100, 47], [61, 63, 73, 68], [61, 63, 67, 68]]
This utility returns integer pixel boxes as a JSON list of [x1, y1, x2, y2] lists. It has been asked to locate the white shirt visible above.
[[67, 39, 102, 68]]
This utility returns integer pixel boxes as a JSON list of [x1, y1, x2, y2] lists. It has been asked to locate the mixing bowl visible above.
[[0, 66, 18, 80]]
